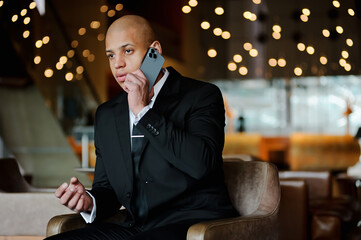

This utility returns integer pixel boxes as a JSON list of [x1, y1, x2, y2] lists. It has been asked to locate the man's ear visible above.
[[150, 41, 162, 55]]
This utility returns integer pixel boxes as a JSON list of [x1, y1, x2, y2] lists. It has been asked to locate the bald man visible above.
[[48, 15, 237, 240]]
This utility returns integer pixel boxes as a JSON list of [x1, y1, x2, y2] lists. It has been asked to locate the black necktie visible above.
[[131, 125, 148, 222]]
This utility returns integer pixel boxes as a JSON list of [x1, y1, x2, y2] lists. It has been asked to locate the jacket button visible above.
[[126, 192, 131, 198], [146, 124, 151, 129]]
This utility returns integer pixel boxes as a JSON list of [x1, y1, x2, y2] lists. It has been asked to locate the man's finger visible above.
[[59, 187, 75, 205], [67, 191, 82, 210], [54, 182, 68, 198]]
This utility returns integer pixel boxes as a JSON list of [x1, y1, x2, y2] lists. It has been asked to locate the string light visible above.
[[332, 0, 340, 8], [233, 54, 243, 63], [34, 56, 41, 64], [23, 30, 30, 38], [306, 46, 315, 55], [320, 56, 328, 65], [294, 67, 302, 76], [44, 68, 54, 78], [213, 28, 222, 36], [272, 32, 281, 40], [297, 43, 305, 51], [189, 0, 198, 7], [90, 21, 101, 29], [348, 9, 355, 16], [100, 5, 108, 13], [228, 62, 237, 71], [107, 10, 116, 17], [82, 49, 90, 58], [221, 31, 231, 39], [252, 0, 261, 4], [56, 62, 64, 70], [29, 2, 37, 9], [336, 26, 343, 34], [341, 50, 349, 59], [339, 58, 346, 67], [20, 9, 27, 16], [35, 40, 43, 48], [78, 28, 86, 36], [238, 66, 248, 75], [67, 50, 75, 58], [249, 49, 258, 57], [207, 49, 217, 58], [268, 58, 277, 67], [115, 3, 123, 11], [243, 42, 252, 51], [97, 33, 105, 41], [272, 25, 281, 33], [23, 17, 31, 25], [300, 14, 308, 22], [346, 39, 353, 47], [12, 15, 18, 22], [65, 72, 74, 81], [76, 66, 84, 74], [201, 21, 210, 30], [215, 7, 224, 15], [88, 54, 95, 62], [322, 29, 330, 37], [182, 5, 191, 14], [59, 56, 68, 64], [71, 40, 79, 48], [344, 64, 351, 71], [278, 58, 286, 67], [42, 36, 50, 44], [0, 1, 3, 7], [302, 8, 310, 16]]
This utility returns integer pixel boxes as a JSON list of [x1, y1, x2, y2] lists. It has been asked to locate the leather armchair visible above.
[[47, 159, 281, 239]]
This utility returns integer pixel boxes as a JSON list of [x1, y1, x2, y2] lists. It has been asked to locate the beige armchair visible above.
[[47, 159, 280, 239]]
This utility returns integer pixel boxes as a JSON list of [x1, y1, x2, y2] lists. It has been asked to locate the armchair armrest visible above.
[[46, 209, 128, 237], [187, 211, 278, 240]]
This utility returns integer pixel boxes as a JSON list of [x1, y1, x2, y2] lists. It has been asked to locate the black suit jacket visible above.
[[90, 67, 237, 229]]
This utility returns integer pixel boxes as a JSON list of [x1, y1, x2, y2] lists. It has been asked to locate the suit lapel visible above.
[[113, 94, 133, 181]]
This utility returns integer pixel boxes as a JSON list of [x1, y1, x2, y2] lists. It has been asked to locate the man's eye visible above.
[[107, 54, 114, 58], [125, 49, 133, 54]]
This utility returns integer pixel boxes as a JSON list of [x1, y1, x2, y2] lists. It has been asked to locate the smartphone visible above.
[[140, 47, 165, 92]]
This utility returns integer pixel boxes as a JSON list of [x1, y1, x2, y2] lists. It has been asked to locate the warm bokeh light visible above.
[[320, 56, 328, 65], [44, 68, 54, 78], [23, 17, 31, 25], [252, 0, 261, 4], [100, 5, 108, 13], [29, 2, 37, 9], [82, 49, 90, 58], [348, 9, 355, 16], [306, 46, 315, 55], [34, 56, 41, 65], [332, 0, 340, 8], [278, 58, 286, 67], [215, 7, 224, 15], [97, 33, 105, 41], [336, 26, 343, 34], [272, 32, 281, 40], [339, 58, 346, 67], [0, 1, 3, 7], [23, 30, 30, 38], [302, 8, 310, 16], [249, 14, 257, 21], [239, 66, 248, 75], [182, 5, 191, 14], [201, 21, 210, 30], [76, 66, 84, 74], [189, 0, 198, 7], [249, 49, 258, 57], [56, 62, 64, 70], [207, 49, 217, 58], [213, 28, 222, 36], [300, 15, 308, 22], [297, 43, 306, 51], [59, 56, 68, 64], [67, 50, 75, 58], [233, 54, 243, 63], [115, 3, 123, 11], [78, 28, 86, 36], [268, 58, 277, 67], [227, 62, 237, 71], [90, 21, 101, 29], [35, 40, 43, 48], [71, 40, 79, 48], [107, 10, 116, 17], [243, 42, 252, 51], [12, 15, 18, 22], [344, 63, 351, 71], [65, 72, 74, 81], [272, 25, 281, 33], [20, 9, 27, 16], [322, 29, 330, 37], [294, 67, 302, 76], [243, 11, 252, 19], [42, 36, 50, 44], [341, 50, 349, 59], [221, 31, 231, 39], [88, 54, 95, 62], [346, 38, 353, 47]]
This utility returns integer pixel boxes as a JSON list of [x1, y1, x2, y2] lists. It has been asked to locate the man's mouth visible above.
[[116, 74, 126, 82]]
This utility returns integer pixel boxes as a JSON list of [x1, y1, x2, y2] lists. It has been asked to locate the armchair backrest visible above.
[[223, 159, 280, 216], [0, 158, 33, 192]]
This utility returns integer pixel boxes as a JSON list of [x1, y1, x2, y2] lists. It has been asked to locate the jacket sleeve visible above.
[[137, 83, 225, 180]]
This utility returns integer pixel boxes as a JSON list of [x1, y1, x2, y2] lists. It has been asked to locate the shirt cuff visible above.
[[80, 191, 96, 223], [134, 105, 151, 125]]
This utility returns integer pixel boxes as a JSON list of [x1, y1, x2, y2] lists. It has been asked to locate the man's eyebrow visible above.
[[106, 43, 134, 53]]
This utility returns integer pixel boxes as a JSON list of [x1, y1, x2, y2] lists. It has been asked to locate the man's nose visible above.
[[114, 55, 125, 69]]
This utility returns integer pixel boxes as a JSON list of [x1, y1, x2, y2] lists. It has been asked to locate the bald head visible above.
[[107, 15, 156, 48]]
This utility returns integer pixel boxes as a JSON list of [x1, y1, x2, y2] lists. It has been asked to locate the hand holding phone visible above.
[[140, 47, 165, 92]]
